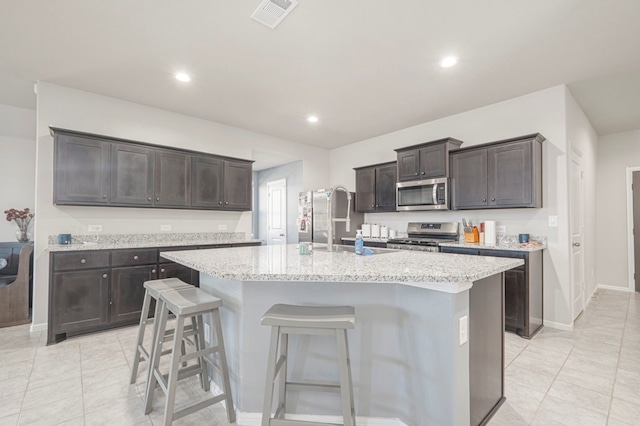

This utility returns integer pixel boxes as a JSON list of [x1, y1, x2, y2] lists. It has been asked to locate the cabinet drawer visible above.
[[111, 249, 157, 267], [52, 251, 110, 271]]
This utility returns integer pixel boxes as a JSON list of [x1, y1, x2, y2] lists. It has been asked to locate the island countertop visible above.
[[161, 243, 523, 294]]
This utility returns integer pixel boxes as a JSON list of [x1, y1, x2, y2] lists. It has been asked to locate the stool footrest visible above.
[[173, 393, 226, 421], [270, 419, 341, 426], [180, 345, 219, 363], [286, 382, 341, 394], [154, 364, 204, 391]]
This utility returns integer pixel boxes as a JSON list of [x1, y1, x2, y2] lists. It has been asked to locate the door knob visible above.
[[279, 233, 284, 237], [573, 242, 581, 247]]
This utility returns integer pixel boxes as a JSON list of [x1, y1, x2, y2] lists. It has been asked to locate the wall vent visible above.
[[251, 0, 299, 29]]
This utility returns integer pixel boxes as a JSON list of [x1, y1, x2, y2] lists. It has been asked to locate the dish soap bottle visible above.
[[355, 230, 364, 255]]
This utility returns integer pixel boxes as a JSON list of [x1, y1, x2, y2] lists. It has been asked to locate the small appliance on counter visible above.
[[297, 189, 364, 245], [387, 222, 459, 252]]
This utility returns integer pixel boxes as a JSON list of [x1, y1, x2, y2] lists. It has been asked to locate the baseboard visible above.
[[30, 322, 47, 333], [235, 412, 408, 426], [544, 320, 573, 332], [597, 284, 634, 293]]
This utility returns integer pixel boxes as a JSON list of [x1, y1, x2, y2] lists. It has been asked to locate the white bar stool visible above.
[[130, 278, 193, 385], [261, 304, 356, 426], [144, 286, 235, 426]]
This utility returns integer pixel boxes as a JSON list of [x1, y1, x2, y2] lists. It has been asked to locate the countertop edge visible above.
[[47, 239, 263, 252]]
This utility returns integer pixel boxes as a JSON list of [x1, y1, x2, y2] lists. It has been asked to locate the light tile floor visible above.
[[0, 288, 638, 426]]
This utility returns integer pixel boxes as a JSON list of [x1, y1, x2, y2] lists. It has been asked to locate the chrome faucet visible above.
[[326, 185, 351, 252]]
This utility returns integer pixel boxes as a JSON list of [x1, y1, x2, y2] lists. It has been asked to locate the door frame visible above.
[[266, 178, 287, 245], [626, 166, 640, 292], [569, 147, 586, 320]]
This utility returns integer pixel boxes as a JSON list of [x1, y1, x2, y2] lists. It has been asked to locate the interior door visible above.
[[570, 149, 585, 320], [267, 179, 287, 245]]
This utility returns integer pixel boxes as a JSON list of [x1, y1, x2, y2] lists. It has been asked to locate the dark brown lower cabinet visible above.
[[440, 246, 543, 338], [48, 242, 261, 344]]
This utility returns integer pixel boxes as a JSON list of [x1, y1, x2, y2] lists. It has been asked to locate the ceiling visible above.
[[1, 0, 639, 149]]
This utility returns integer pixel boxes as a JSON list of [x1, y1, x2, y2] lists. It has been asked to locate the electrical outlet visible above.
[[548, 215, 558, 227], [160, 224, 172, 232], [218, 224, 228, 231], [459, 316, 468, 345], [88, 225, 102, 232], [204, 323, 211, 344]]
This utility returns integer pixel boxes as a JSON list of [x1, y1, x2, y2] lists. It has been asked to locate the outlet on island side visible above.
[[459, 316, 468, 345], [160, 224, 172, 232], [204, 323, 211, 344]]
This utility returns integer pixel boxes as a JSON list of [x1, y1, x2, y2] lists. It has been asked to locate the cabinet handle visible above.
[[491, 198, 496, 202], [225, 201, 229, 205], [376, 204, 379, 208], [414, 172, 418, 175], [133, 255, 139, 260], [147, 196, 152, 201], [483, 198, 487, 203], [156, 197, 160, 201], [102, 274, 108, 278], [573, 242, 581, 247], [161, 268, 165, 273], [421, 172, 425, 175], [80, 259, 86, 264], [102, 195, 107, 199], [152, 269, 156, 274], [371, 204, 375, 208], [218, 201, 223, 205]]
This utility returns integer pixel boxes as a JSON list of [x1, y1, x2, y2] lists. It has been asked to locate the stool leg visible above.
[[195, 314, 210, 392], [144, 299, 169, 415], [276, 332, 288, 419], [213, 308, 235, 423], [344, 329, 356, 423], [336, 329, 355, 426], [163, 314, 186, 426], [130, 290, 152, 384], [262, 326, 280, 426]]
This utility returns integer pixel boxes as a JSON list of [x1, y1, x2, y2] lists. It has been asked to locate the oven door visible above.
[[396, 177, 449, 211]]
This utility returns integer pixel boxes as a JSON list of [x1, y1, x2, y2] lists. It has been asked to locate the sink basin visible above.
[[312, 244, 398, 255]]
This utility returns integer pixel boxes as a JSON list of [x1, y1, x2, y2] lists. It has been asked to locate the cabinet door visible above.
[[419, 143, 446, 178], [111, 143, 155, 206], [450, 149, 488, 209], [488, 140, 533, 207], [192, 156, 224, 208], [504, 268, 526, 331], [355, 168, 376, 213], [51, 269, 110, 333], [155, 150, 192, 207], [440, 246, 480, 256], [223, 160, 252, 210], [159, 262, 195, 285], [375, 164, 397, 212], [54, 135, 110, 205], [396, 149, 420, 182], [110, 265, 158, 324]]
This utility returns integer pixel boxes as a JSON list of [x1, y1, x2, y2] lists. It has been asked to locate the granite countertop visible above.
[[161, 243, 524, 294], [439, 240, 547, 252], [341, 237, 389, 242], [47, 232, 262, 252]]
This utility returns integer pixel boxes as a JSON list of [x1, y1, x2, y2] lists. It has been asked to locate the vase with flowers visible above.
[[4, 208, 35, 242]]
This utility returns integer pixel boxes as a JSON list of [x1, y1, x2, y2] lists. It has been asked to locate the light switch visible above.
[[459, 316, 468, 345], [160, 224, 172, 231], [548, 216, 558, 227], [88, 225, 102, 232], [218, 224, 228, 231]]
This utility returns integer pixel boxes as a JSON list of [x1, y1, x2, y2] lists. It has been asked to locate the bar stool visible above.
[[130, 278, 193, 385], [261, 304, 356, 426], [144, 286, 235, 426]]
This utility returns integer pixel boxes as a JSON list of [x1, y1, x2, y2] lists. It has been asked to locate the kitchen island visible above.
[[162, 244, 523, 426]]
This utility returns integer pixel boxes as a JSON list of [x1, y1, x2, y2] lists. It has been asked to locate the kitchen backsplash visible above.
[[47, 232, 247, 245]]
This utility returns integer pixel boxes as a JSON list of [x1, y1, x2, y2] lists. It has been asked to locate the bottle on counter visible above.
[[355, 230, 364, 255]]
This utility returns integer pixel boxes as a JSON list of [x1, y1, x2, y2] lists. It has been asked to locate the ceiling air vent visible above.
[[251, 0, 299, 29]]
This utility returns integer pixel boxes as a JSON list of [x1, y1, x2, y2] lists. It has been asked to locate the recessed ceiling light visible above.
[[175, 72, 191, 82], [440, 56, 458, 68], [307, 115, 319, 123]]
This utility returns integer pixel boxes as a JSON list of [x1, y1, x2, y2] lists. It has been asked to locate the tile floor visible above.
[[0, 288, 638, 426]]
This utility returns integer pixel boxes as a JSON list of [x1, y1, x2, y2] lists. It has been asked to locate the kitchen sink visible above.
[[312, 244, 398, 255]]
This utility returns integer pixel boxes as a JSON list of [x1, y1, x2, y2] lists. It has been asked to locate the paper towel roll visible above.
[[484, 221, 496, 245]]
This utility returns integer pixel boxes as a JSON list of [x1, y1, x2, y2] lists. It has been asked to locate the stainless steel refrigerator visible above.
[[297, 190, 364, 244]]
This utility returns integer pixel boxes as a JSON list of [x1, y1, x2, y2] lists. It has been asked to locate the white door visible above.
[[570, 149, 585, 320], [267, 179, 287, 245]]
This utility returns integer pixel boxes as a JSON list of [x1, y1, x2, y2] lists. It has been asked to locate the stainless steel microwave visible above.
[[396, 177, 449, 211]]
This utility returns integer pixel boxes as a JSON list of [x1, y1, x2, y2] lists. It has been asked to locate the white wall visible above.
[[565, 88, 599, 306], [0, 104, 36, 241], [32, 82, 329, 329], [329, 86, 575, 327], [596, 129, 640, 290]]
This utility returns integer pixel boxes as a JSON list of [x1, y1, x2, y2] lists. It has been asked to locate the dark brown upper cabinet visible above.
[[54, 134, 111, 205], [395, 138, 463, 182], [111, 143, 155, 206], [51, 127, 253, 211], [450, 133, 544, 210], [354, 162, 397, 213]]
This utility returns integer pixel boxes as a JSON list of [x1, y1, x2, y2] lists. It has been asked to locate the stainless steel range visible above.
[[387, 222, 459, 252]]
